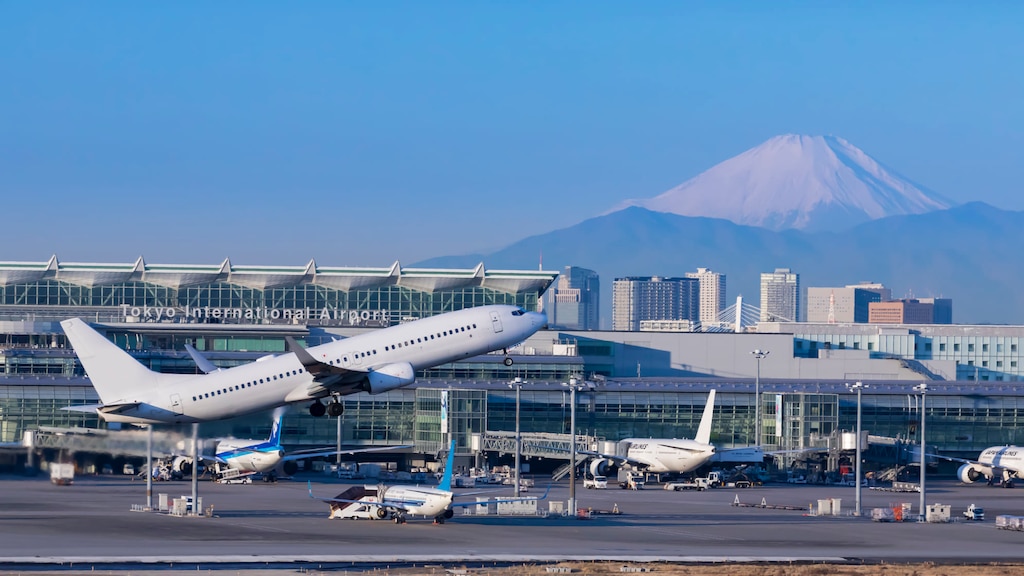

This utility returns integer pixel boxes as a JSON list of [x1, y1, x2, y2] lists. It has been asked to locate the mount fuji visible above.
[[615, 134, 953, 231]]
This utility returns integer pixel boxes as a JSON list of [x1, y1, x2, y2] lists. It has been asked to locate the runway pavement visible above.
[[2, 472, 1024, 569]]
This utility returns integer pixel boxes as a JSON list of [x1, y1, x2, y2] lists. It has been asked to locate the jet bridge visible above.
[[478, 431, 596, 481]]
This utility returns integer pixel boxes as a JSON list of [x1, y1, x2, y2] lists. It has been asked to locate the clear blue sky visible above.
[[2, 2, 1021, 266]]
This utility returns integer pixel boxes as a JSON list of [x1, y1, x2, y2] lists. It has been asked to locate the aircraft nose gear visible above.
[[309, 400, 327, 417], [503, 348, 513, 366], [326, 401, 344, 417]]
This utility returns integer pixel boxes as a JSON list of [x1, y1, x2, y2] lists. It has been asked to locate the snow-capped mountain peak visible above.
[[615, 134, 953, 231]]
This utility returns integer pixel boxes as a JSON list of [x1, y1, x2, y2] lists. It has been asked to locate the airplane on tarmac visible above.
[[935, 445, 1024, 488], [169, 411, 408, 483], [308, 440, 549, 524], [586, 389, 719, 476], [60, 305, 546, 425]]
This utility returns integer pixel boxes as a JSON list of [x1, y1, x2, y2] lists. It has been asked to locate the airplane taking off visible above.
[[61, 305, 545, 425], [171, 412, 407, 483], [308, 440, 548, 524], [587, 390, 718, 476], [938, 445, 1024, 488]]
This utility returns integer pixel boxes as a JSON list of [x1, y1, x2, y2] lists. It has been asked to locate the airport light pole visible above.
[[509, 377, 524, 497], [914, 383, 927, 521], [846, 381, 867, 517], [751, 350, 770, 448], [563, 377, 588, 516]]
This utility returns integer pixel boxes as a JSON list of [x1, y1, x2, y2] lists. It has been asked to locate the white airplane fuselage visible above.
[[621, 438, 716, 474], [63, 305, 545, 424], [958, 445, 1024, 484]]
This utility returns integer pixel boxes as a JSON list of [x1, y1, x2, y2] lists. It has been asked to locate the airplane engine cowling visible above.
[[364, 362, 416, 394], [281, 460, 299, 476], [590, 458, 611, 477], [172, 456, 194, 474], [958, 463, 983, 483]]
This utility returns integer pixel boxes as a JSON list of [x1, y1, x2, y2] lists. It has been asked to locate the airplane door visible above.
[[170, 393, 184, 415], [490, 311, 504, 333]]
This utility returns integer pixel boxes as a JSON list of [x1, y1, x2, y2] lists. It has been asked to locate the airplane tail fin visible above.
[[437, 438, 457, 492], [268, 409, 286, 447], [60, 318, 160, 403], [694, 389, 716, 445]]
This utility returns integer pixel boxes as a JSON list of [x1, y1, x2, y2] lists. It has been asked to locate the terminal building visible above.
[[2, 256, 1024, 477]]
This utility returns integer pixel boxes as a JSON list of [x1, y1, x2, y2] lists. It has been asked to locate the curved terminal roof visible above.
[[0, 256, 557, 295]]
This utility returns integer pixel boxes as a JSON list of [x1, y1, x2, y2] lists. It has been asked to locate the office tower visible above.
[[685, 268, 727, 326], [869, 299, 935, 324], [919, 298, 953, 324], [612, 276, 700, 331], [847, 281, 892, 303], [547, 266, 601, 330], [760, 268, 800, 322], [806, 286, 883, 323]]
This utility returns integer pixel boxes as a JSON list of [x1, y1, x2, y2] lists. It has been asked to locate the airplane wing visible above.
[[286, 337, 356, 382], [447, 484, 553, 509], [306, 481, 423, 512], [282, 444, 412, 463]]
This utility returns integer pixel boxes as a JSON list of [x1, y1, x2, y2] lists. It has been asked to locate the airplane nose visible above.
[[529, 311, 547, 329]]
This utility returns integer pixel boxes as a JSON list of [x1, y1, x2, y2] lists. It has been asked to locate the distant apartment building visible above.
[[612, 276, 700, 331], [869, 298, 953, 325], [806, 286, 883, 323], [685, 267, 727, 326], [760, 268, 800, 322], [546, 266, 601, 330]]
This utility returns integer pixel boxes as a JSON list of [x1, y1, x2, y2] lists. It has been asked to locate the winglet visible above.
[[437, 438, 456, 492], [695, 389, 716, 445], [184, 344, 220, 374], [307, 480, 315, 499]]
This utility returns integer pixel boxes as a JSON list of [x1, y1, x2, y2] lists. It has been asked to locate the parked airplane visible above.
[[170, 412, 407, 483], [587, 389, 718, 476], [308, 440, 548, 524], [61, 305, 545, 425], [937, 445, 1024, 487]]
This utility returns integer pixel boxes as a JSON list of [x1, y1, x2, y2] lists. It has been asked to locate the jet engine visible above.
[[281, 460, 299, 476], [172, 456, 195, 475], [958, 463, 984, 483], [589, 458, 613, 477], [363, 362, 416, 394]]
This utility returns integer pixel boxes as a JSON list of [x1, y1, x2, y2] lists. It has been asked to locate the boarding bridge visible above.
[[26, 426, 188, 458], [478, 431, 596, 481]]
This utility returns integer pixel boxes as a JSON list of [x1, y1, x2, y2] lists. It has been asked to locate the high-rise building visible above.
[[919, 298, 953, 324], [806, 286, 883, 323], [869, 299, 935, 324], [546, 266, 601, 330], [760, 268, 800, 322], [685, 268, 727, 326], [612, 276, 700, 331]]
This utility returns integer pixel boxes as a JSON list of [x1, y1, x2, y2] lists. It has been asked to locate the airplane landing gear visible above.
[[327, 401, 344, 417], [394, 514, 407, 524], [433, 515, 446, 525], [309, 401, 326, 417], [503, 348, 513, 366]]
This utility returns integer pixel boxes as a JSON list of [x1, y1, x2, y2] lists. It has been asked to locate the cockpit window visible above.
[[512, 308, 525, 316]]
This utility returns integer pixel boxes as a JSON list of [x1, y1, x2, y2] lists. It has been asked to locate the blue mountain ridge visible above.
[[416, 202, 1024, 325]]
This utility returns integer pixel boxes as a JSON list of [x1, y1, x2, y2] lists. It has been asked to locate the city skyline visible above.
[[3, 3, 1023, 266]]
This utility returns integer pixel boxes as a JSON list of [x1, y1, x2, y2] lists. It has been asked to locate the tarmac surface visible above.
[[2, 472, 1024, 569]]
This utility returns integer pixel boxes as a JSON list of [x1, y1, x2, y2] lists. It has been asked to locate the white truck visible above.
[[618, 470, 645, 490], [584, 475, 608, 489], [50, 462, 74, 486], [664, 477, 710, 491]]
